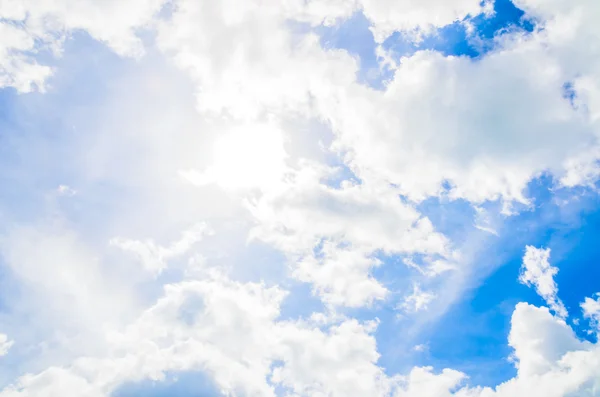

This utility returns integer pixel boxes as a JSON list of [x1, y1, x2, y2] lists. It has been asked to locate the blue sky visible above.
[[318, 0, 535, 87], [114, 371, 222, 397], [418, 178, 600, 385], [1, 1, 600, 396]]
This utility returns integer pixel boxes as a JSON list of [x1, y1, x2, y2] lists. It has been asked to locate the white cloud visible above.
[[293, 242, 387, 307], [247, 162, 453, 307], [0, 223, 141, 361], [403, 256, 457, 278], [507, 303, 585, 378], [248, 162, 450, 257], [0, 334, 13, 357], [0, 0, 168, 91], [320, 45, 596, 206], [56, 185, 77, 196], [395, 366, 467, 397], [413, 343, 429, 353], [581, 293, 600, 331], [110, 223, 212, 275], [154, 0, 359, 120], [519, 246, 567, 319], [1, 0, 166, 56], [473, 206, 500, 236], [0, 22, 52, 92], [399, 284, 437, 314], [0, 268, 393, 397]]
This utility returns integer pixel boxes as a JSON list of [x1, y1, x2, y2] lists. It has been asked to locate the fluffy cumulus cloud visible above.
[[323, 44, 596, 206], [0, 0, 167, 91], [0, 267, 392, 396], [247, 162, 453, 306], [582, 294, 600, 330], [2, 0, 600, 396], [519, 246, 567, 318]]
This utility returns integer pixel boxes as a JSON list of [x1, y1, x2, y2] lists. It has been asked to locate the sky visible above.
[[1, 0, 600, 396]]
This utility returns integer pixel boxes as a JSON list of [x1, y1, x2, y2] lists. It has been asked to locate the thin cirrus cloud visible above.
[[1, 0, 600, 396]]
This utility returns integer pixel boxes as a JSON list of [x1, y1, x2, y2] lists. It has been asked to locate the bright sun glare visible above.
[[181, 124, 288, 190]]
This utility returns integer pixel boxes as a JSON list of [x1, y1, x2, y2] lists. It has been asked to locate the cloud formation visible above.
[[1, 0, 600, 396], [519, 246, 567, 318]]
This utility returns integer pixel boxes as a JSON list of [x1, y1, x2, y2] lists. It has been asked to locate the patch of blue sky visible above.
[[412, 175, 600, 386], [316, 0, 535, 89], [471, 0, 535, 40], [418, 196, 480, 244], [316, 12, 386, 88], [269, 360, 291, 397], [0, 274, 33, 387], [278, 280, 328, 322], [0, 33, 131, 224], [323, 163, 363, 189], [112, 371, 224, 397]]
